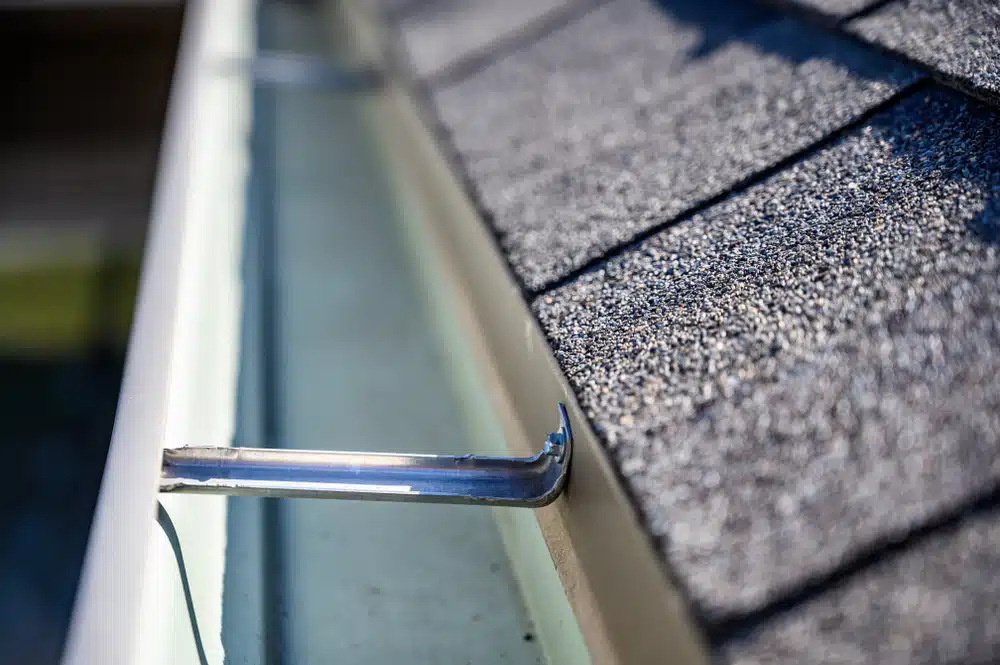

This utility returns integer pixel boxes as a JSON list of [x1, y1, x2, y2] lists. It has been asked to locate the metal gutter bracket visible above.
[[160, 403, 572, 507]]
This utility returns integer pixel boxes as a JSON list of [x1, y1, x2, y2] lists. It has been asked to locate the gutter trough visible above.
[[65, 1, 710, 664]]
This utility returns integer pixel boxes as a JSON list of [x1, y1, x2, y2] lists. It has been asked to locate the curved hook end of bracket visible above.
[[545, 402, 572, 463], [530, 402, 573, 507]]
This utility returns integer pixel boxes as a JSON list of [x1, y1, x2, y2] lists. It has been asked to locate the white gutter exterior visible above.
[[62, 2, 252, 663]]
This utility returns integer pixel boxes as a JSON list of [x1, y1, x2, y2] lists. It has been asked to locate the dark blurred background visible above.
[[0, 5, 183, 663]]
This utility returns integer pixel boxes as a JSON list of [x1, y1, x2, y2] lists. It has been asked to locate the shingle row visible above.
[[387, 1, 1000, 661]]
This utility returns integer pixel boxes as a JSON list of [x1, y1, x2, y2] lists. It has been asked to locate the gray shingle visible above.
[[851, 0, 1000, 104], [534, 88, 1000, 619], [432, 0, 920, 291], [775, 0, 883, 19], [374, 0, 427, 18], [720, 508, 1000, 665], [394, 0, 579, 79]]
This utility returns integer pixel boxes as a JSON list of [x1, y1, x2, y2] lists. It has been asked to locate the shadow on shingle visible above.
[[967, 206, 1000, 245], [651, 0, 774, 59], [432, 0, 923, 291], [653, 0, 902, 79]]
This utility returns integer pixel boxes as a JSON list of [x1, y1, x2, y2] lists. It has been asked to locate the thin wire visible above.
[[155, 502, 210, 665]]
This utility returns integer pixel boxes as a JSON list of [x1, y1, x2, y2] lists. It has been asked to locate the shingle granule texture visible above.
[[851, 0, 1000, 105], [534, 88, 1000, 619], [775, 0, 883, 19], [720, 508, 1000, 665], [392, 0, 578, 79], [375, 0, 426, 19], [431, 0, 920, 291]]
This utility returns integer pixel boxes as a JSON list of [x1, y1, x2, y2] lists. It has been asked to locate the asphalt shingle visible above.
[[851, 0, 1000, 105], [774, 0, 884, 19], [720, 507, 1000, 665], [431, 0, 920, 291], [376, 0, 425, 19], [534, 88, 1000, 619], [392, 0, 580, 79]]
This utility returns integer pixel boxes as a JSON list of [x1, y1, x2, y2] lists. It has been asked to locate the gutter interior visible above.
[[220, 2, 585, 663]]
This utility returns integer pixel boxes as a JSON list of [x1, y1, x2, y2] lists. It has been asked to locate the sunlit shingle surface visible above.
[[535, 89, 1000, 620], [391, 0, 1000, 661], [431, 0, 919, 290]]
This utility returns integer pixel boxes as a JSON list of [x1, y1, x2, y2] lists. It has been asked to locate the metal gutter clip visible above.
[[160, 403, 572, 507]]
